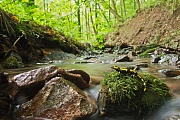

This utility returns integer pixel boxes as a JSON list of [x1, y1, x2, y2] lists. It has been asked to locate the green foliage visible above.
[[99, 71, 172, 116], [0, 0, 178, 48]]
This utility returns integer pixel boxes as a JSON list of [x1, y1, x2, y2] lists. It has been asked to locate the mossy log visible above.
[[98, 71, 172, 117]]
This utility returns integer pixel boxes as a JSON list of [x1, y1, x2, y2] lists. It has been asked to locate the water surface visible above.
[[5, 54, 180, 120]]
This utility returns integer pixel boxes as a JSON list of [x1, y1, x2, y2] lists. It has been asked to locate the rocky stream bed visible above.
[[0, 45, 180, 120]]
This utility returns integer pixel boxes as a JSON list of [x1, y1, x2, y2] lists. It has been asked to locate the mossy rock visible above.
[[98, 71, 172, 117], [136, 44, 160, 58], [138, 47, 157, 58], [3, 53, 24, 69]]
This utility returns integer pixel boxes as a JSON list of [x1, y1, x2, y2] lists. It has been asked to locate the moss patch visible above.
[[98, 71, 172, 117]]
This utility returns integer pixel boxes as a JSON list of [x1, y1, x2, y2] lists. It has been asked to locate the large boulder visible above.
[[98, 71, 172, 117], [10, 65, 90, 105], [10, 65, 59, 104], [115, 55, 133, 62], [15, 77, 97, 120]]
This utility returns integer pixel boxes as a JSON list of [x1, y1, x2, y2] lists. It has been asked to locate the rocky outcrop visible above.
[[8, 65, 96, 119], [15, 77, 97, 120], [10, 65, 90, 105], [10, 65, 59, 104]]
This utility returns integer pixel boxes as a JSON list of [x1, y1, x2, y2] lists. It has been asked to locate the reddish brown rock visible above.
[[66, 69, 90, 84], [58, 68, 90, 89], [10, 65, 59, 104], [10, 66, 90, 104], [15, 77, 97, 120]]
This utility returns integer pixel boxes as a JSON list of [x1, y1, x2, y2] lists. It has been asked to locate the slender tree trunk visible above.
[[136, 0, 141, 11], [95, 1, 98, 31], [98, 3, 110, 26], [108, 0, 111, 21], [85, 7, 89, 40], [122, 0, 126, 17], [133, 0, 136, 10], [89, 4, 97, 36], [101, 0, 122, 22], [120, 0, 123, 16], [111, 0, 117, 14], [74, 0, 81, 35]]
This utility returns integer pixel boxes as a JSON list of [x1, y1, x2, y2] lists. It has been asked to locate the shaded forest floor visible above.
[[0, 8, 86, 67], [105, 5, 180, 50]]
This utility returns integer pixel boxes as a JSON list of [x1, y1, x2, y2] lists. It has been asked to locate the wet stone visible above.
[[115, 55, 133, 62], [15, 77, 97, 120], [10, 65, 90, 105]]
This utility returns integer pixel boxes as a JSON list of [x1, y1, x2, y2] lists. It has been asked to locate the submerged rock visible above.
[[136, 62, 148, 68], [159, 69, 180, 77], [15, 77, 97, 120], [115, 55, 133, 62]]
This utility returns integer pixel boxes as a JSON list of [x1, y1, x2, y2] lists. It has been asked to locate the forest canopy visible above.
[[0, 0, 179, 48]]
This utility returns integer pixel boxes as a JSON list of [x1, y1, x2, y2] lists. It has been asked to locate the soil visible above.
[[104, 5, 180, 49]]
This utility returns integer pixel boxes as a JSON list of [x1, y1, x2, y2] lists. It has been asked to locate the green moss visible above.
[[99, 71, 172, 116], [138, 47, 157, 58], [3, 56, 19, 69]]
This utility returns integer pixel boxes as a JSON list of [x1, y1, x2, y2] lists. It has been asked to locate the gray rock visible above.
[[159, 54, 179, 66], [136, 62, 148, 68], [151, 56, 161, 63], [44, 50, 76, 60]]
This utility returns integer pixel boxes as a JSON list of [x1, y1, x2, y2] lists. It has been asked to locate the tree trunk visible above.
[[74, 0, 81, 35], [136, 0, 140, 11], [89, 4, 97, 36]]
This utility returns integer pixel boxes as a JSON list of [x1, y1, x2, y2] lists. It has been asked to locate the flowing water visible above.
[[5, 53, 180, 120]]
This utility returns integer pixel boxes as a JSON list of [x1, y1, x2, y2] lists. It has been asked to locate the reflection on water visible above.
[[4, 54, 180, 120]]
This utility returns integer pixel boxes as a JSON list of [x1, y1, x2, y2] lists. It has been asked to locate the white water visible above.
[[146, 96, 180, 120]]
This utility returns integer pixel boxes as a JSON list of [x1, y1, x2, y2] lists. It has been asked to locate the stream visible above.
[[5, 53, 180, 120]]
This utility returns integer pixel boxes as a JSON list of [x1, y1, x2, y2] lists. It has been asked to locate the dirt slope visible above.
[[105, 5, 180, 49]]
